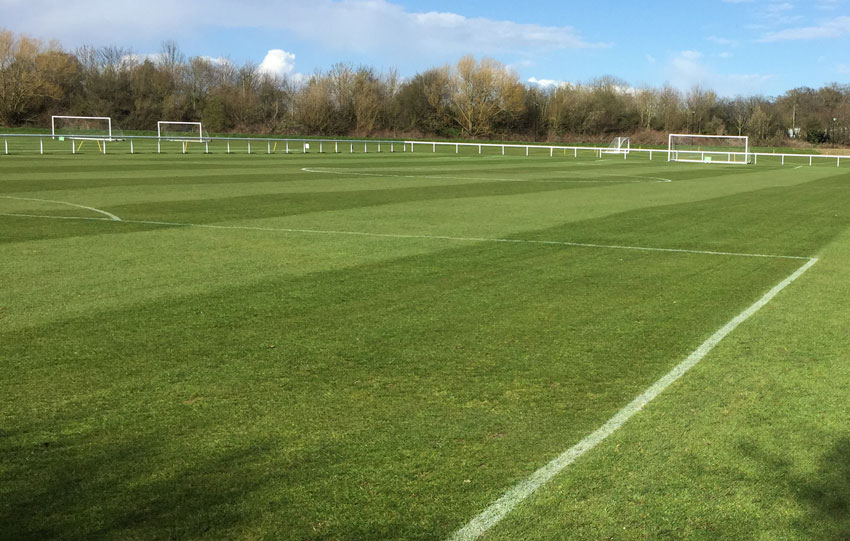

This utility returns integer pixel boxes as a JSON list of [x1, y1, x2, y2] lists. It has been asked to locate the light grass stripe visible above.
[[0, 212, 810, 261], [450, 256, 819, 540]]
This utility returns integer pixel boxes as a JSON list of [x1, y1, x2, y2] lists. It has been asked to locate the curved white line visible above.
[[0, 195, 121, 221], [301, 168, 670, 184]]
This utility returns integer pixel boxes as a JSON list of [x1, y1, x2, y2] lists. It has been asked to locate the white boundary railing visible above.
[[0, 133, 846, 167]]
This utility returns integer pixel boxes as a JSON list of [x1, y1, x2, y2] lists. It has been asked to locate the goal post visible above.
[[603, 136, 630, 155], [668, 134, 750, 164], [51, 116, 117, 140]]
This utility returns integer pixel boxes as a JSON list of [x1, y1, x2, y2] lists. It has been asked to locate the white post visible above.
[[72, 139, 75, 154], [103, 141, 107, 154], [365, 143, 368, 153], [350, 143, 353, 153], [754, 154, 758, 165], [378, 143, 381, 153], [574, 148, 577, 158], [286, 141, 290, 154], [649, 150, 652, 160], [391, 143, 394, 153], [4, 138, 7, 155], [781, 155, 785, 166], [205, 141, 209, 154], [810, 156, 813, 166], [550, 148, 553, 157], [456, 144, 459, 154], [502, 145, 505, 156], [268, 141, 271, 154], [248, 141, 251, 154], [526, 146, 529, 157], [227, 140, 231, 154], [40, 138, 43, 155], [157, 139, 161, 154], [130, 139, 134, 154], [320, 142, 323, 153], [479, 145, 481, 155], [838, 157, 841, 168], [432, 143, 436, 153], [335, 142, 338, 153]]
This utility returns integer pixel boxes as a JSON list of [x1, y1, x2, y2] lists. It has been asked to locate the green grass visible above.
[[1, 140, 849, 540]]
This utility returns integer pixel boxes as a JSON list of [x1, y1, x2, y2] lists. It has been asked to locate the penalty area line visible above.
[[449, 256, 819, 541], [0, 213, 811, 261]]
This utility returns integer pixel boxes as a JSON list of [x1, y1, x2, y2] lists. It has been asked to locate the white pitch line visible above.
[[0, 212, 810, 261], [450, 256, 819, 541], [302, 167, 671, 184], [0, 195, 121, 221]]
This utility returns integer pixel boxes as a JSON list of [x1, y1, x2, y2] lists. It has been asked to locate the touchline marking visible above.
[[450, 256, 819, 541], [0, 195, 121, 221], [0, 213, 810, 261], [302, 167, 671, 183]]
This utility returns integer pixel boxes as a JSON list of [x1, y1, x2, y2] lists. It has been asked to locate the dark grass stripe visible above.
[[1, 234, 802, 540]]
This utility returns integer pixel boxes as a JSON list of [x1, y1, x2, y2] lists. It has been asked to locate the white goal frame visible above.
[[51, 115, 117, 141], [157, 121, 210, 154], [603, 136, 630, 155], [157, 121, 208, 142], [668, 134, 750, 164]]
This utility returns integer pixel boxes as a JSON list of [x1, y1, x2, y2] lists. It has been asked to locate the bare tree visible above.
[[448, 55, 525, 137]]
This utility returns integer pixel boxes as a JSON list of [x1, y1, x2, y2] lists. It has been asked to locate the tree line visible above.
[[1, 29, 848, 146]]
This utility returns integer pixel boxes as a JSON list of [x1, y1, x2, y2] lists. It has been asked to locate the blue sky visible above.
[[2, 0, 849, 96]]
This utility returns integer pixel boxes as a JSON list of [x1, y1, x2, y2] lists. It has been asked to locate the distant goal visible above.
[[603, 136, 630, 155], [157, 121, 210, 153], [668, 134, 749, 164], [51, 116, 122, 141]]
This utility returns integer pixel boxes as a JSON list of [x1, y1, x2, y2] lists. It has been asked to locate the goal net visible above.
[[603, 136, 630, 155], [668, 134, 749, 164], [157, 121, 209, 143], [51, 116, 122, 141]]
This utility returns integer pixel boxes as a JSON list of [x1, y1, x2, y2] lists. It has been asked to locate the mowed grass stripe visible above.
[[1, 234, 802, 539]]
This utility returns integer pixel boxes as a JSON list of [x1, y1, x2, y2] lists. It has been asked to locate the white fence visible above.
[[0, 133, 846, 167]]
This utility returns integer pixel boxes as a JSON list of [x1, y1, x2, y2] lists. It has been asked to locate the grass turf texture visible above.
[[1, 142, 848, 539]]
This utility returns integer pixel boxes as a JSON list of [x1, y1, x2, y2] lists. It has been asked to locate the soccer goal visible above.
[[51, 116, 123, 153], [668, 134, 749, 164], [603, 136, 630, 155], [157, 121, 210, 153]]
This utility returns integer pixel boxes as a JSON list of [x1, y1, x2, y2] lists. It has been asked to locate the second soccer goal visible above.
[[668, 134, 749, 164]]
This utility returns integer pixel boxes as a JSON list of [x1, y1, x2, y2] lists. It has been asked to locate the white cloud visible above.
[[1, 0, 610, 57], [707, 36, 737, 46], [667, 50, 773, 96], [760, 15, 850, 41], [527, 77, 570, 89], [258, 49, 307, 83], [258, 49, 296, 77]]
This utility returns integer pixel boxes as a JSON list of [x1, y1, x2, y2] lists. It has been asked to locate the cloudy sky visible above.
[[2, 0, 848, 96]]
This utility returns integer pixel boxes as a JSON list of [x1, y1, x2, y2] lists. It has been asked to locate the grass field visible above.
[[1, 138, 849, 540]]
